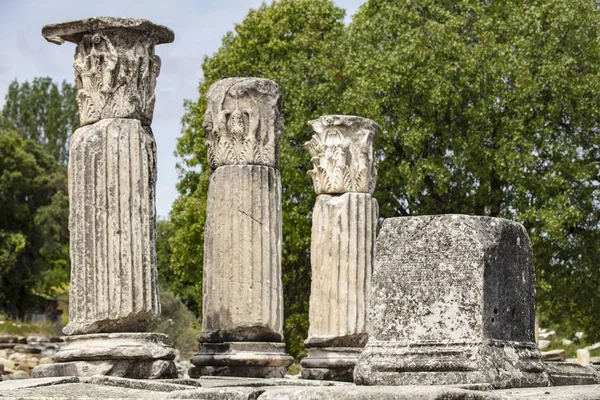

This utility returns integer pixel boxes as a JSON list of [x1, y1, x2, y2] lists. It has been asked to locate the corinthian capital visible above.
[[42, 17, 174, 126], [305, 115, 379, 195], [203, 78, 284, 169]]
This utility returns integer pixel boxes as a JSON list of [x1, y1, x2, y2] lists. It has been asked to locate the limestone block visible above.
[[203, 78, 283, 169], [189, 342, 293, 379], [542, 350, 566, 361], [53, 333, 175, 362], [578, 349, 591, 366], [354, 215, 549, 388], [545, 362, 600, 386], [305, 115, 379, 195], [300, 347, 361, 382], [64, 119, 159, 335], [32, 359, 176, 379], [200, 165, 283, 343], [305, 193, 378, 346], [32, 333, 176, 379], [42, 17, 174, 126]]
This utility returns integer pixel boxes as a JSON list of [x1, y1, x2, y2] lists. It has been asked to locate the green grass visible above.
[[542, 330, 600, 359], [0, 314, 58, 337]]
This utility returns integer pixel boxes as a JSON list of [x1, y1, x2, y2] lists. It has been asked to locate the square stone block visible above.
[[354, 215, 549, 388]]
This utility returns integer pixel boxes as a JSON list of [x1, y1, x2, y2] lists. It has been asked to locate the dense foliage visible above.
[[0, 78, 77, 317], [343, 0, 600, 339], [1, 78, 79, 165], [173, 0, 600, 355], [0, 130, 69, 316], [172, 0, 347, 357]]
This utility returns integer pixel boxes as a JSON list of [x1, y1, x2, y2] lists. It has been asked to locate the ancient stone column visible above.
[[33, 17, 176, 379], [189, 78, 293, 378], [300, 115, 379, 381], [354, 215, 550, 388]]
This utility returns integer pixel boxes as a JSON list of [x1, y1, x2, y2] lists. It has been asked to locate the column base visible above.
[[354, 339, 549, 388], [189, 342, 294, 379], [32, 333, 177, 379], [300, 347, 360, 382]]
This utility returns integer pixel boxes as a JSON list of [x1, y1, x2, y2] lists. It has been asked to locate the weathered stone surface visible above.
[[0, 335, 19, 344], [167, 387, 260, 399], [305, 115, 379, 195], [0, 356, 16, 372], [193, 78, 289, 378], [354, 215, 549, 388], [301, 347, 361, 382], [190, 342, 293, 379], [494, 384, 600, 399], [199, 165, 283, 343], [203, 78, 283, 169], [306, 194, 377, 345], [64, 119, 159, 335], [302, 123, 379, 382], [32, 333, 176, 379], [2, 382, 169, 398], [32, 359, 176, 379], [545, 362, 600, 386], [579, 349, 591, 366], [53, 333, 175, 361], [257, 385, 502, 400], [542, 349, 566, 362], [80, 375, 197, 391], [42, 17, 174, 126], [13, 344, 42, 354], [1, 376, 600, 399]]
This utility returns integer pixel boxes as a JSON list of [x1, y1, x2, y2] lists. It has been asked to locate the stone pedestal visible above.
[[33, 333, 176, 379], [35, 17, 175, 379], [190, 342, 292, 379], [301, 116, 379, 381], [191, 78, 292, 377], [354, 215, 550, 388]]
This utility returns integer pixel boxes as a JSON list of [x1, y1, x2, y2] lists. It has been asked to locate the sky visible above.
[[0, 0, 364, 217]]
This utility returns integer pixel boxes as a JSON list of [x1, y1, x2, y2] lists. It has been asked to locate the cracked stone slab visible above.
[[0, 376, 79, 391], [255, 385, 502, 400]]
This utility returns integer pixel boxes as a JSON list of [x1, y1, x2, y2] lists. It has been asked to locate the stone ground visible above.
[[0, 376, 599, 399]]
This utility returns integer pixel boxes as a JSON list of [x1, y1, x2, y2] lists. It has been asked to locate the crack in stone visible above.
[[238, 209, 263, 225]]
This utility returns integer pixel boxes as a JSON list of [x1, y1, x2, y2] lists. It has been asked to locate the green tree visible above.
[[172, 0, 347, 356], [0, 130, 69, 317], [156, 218, 201, 316], [343, 0, 600, 338], [0, 77, 77, 317], [0, 78, 78, 164]]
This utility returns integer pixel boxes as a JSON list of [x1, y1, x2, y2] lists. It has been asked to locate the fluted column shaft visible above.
[[65, 119, 158, 335], [201, 165, 283, 342], [308, 193, 378, 342]]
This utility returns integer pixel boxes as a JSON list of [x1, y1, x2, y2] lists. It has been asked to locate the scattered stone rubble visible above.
[[0, 335, 62, 380]]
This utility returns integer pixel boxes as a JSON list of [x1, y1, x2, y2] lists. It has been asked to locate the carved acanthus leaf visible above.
[[305, 115, 379, 195], [42, 17, 174, 126], [203, 78, 283, 169]]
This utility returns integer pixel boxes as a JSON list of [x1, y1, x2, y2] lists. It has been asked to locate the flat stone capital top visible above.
[[305, 115, 379, 195], [42, 17, 174, 45], [42, 17, 174, 127], [204, 77, 284, 169]]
